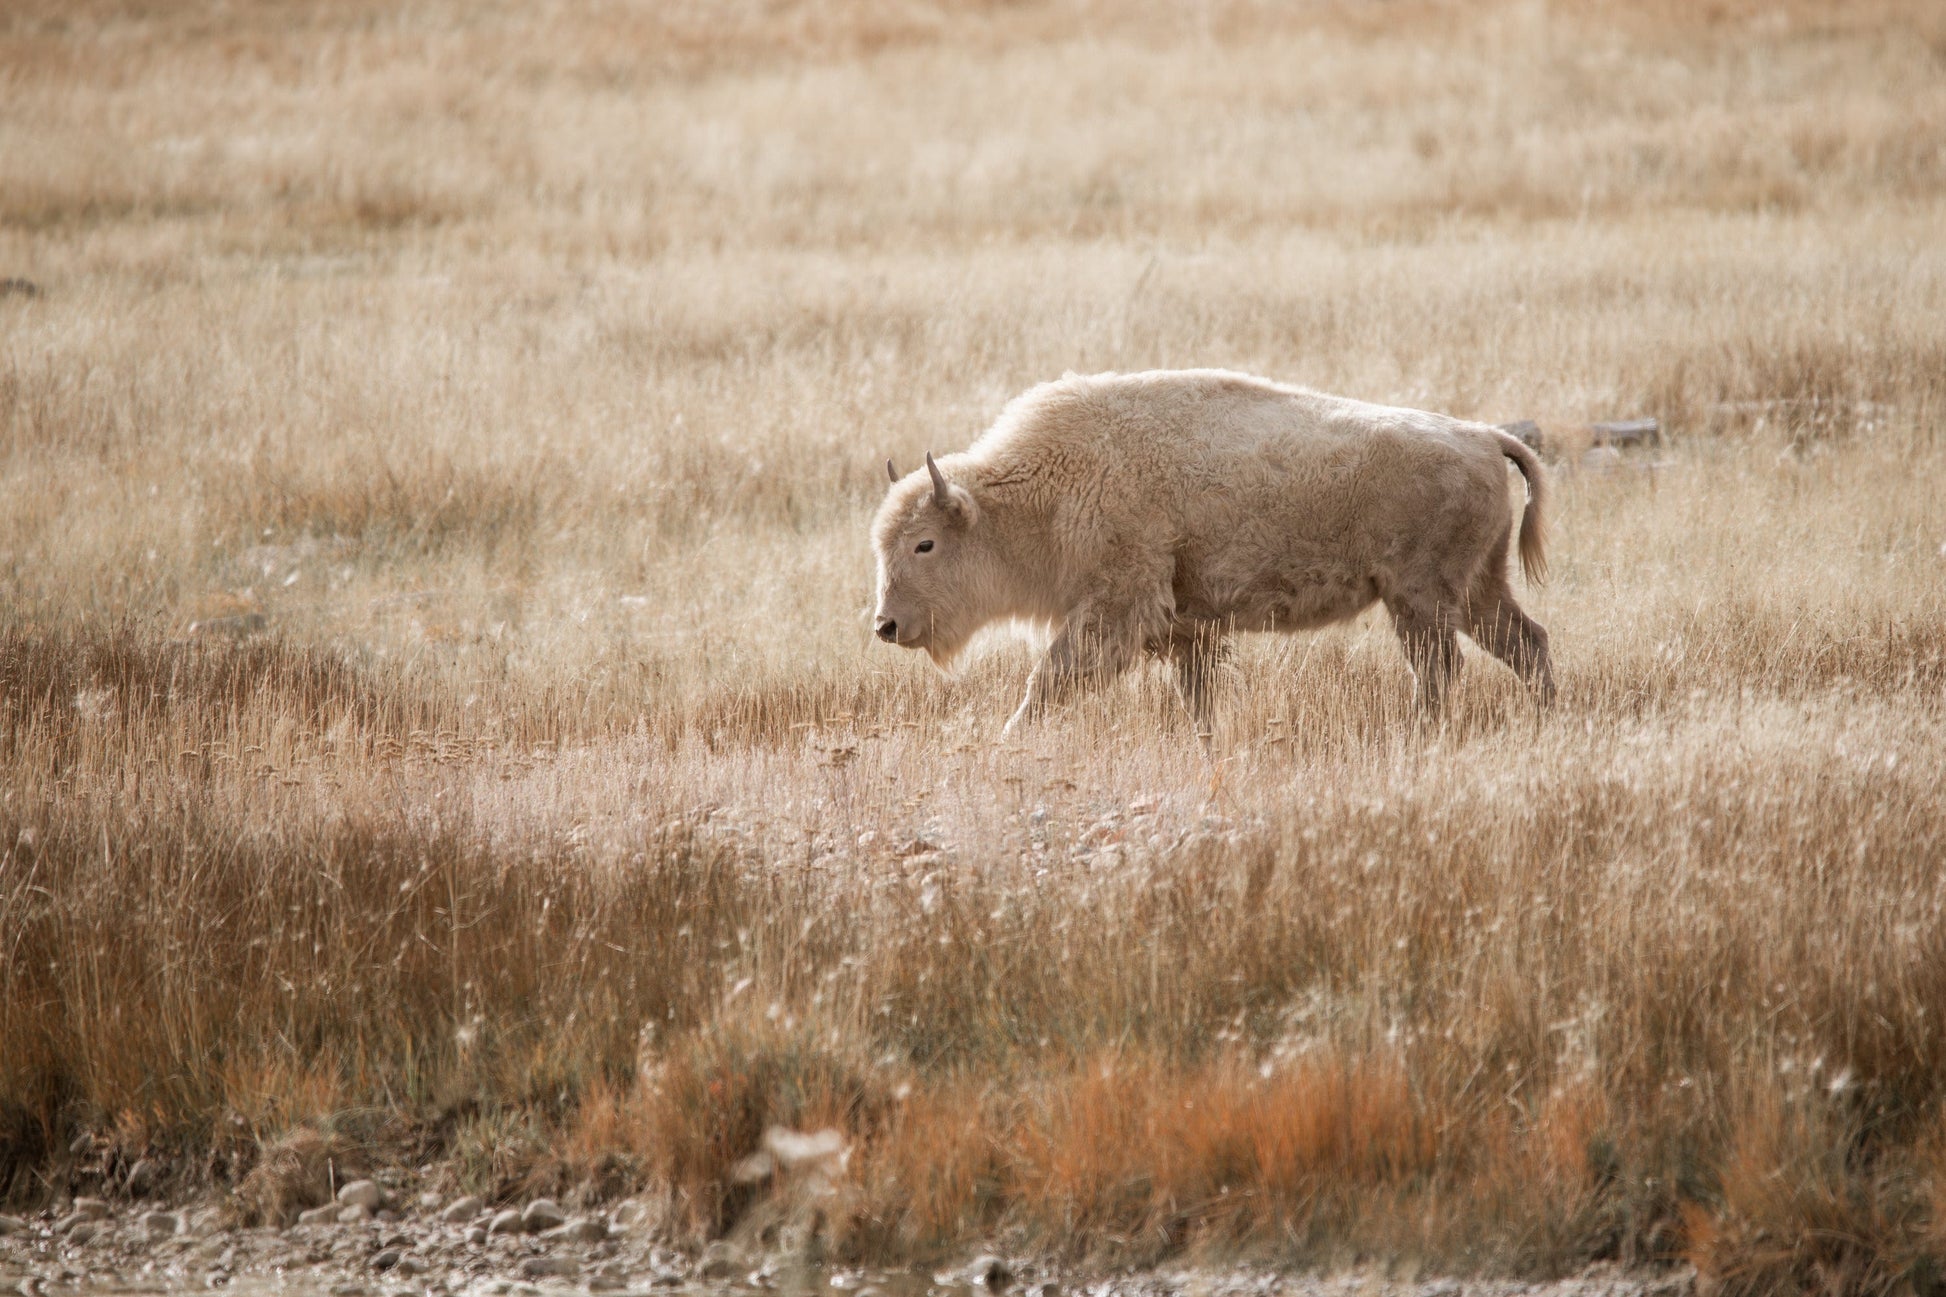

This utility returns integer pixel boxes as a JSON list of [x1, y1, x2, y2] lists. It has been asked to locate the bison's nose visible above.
[[876, 618, 898, 643]]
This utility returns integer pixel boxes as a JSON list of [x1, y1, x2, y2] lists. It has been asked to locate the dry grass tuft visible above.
[[235, 1126, 343, 1228]]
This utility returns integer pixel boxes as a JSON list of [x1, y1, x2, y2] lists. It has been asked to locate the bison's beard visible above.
[[920, 610, 978, 671], [924, 632, 969, 671]]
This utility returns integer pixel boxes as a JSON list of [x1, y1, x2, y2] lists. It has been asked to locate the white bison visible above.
[[872, 369, 1553, 733]]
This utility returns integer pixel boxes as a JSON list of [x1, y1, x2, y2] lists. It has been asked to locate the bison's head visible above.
[[872, 453, 996, 668]]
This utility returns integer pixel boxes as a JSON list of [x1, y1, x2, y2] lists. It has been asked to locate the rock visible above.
[[966, 1255, 1013, 1289], [397, 1255, 429, 1276], [519, 1199, 565, 1233], [762, 1126, 847, 1171], [66, 1221, 100, 1246], [71, 1197, 110, 1220], [417, 1192, 442, 1212], [697, 1245, 739, 1280], [371, 1249, 403, 1272], [20, 1278, 47, 1297], [441, 1195, 484, 1224], [54, 1214, 87, 1235], [297, 1206, 341, 1227], [0, 1214, 27, 1235], [337, 1180, 384, 1211], [517, 1256, 577, 1280], [338, 1204, 370, 1225], [464, 1227, 487, 1246], [125, 1158, 162, 1198], [539, 1218, 606, 1244], [729, 1151, 774, 1185], [486, 1209, 524, 1236], [142, 1211, 182, 1237], [374, 1208, 399, 1223], [606, 1200, 648, 1232]]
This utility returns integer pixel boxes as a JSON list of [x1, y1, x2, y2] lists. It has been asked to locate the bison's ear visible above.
[[923, 451, 978, 527]]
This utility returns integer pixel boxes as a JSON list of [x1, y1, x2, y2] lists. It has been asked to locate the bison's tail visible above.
[[1493, 429, 1548, 586]]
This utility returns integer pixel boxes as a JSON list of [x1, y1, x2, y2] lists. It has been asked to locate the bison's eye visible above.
[[915, 539, 934, 554]]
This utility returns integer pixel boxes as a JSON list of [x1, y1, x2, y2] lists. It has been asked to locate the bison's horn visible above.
[[886, 458, 898, 484], [925, 451, 950, 507]]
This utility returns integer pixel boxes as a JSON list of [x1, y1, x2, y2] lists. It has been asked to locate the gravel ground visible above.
[[0, 1192, 1694, 1297]]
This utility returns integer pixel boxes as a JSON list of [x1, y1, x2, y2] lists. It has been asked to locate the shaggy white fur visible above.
[[873, 369, 1552, 733]]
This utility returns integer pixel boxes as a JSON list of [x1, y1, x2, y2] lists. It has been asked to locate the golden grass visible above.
[[5, 0, 1946, 1287]]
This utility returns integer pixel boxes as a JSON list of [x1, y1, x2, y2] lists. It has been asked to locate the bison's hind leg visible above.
[[1384, 597, 1462, 712], [1462, 571, 1556, 706], [1165, 624, 1230, 738]]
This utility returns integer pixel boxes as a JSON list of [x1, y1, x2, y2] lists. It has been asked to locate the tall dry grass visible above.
[[5, 0, 1946, 1288]]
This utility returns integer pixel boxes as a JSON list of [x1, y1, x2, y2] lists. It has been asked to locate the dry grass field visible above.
[[5, 0, 1946, 1289]]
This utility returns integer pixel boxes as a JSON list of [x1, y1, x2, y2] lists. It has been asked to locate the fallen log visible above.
[[1589, 417, 1660, 448], [1496, 417, 1660, 452]]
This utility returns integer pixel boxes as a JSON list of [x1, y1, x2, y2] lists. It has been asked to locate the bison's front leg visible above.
[[1002, 613, 1143, 738]]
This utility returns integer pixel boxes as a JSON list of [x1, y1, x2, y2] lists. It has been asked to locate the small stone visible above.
[[374, 1208, 399, 1223], [371, 1248, 403, 1272], [464, 1227, 487, 1246], [966, 1256, 1012, 1290], [338, 1181, 384, 1211], [143, 1211, 182, 1237], [125, 1158, 162, 1198], [697, 1245, 738, 1280], [417, 1192, 443, 1212], [519, 1199, 565, 1233], [606, 1200, 647, 1233], [516, 1257, 577, 1280], [0, 1214, 28, 1235], [339, 1204, 370, 1225], [71, 1198, 110, 1221], [486, 1209, 523, 1236], [397, 1255, 429, 1276], [729, 1151, 773, 1185], [329, 1285, 369, 1297], [20, 1278, 47, 1297], [66, 1221, 99, 1246], [539, 1218, 606, 1244], [297, 1206, 341, 1227], [441, 1196, 484, 1224]]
